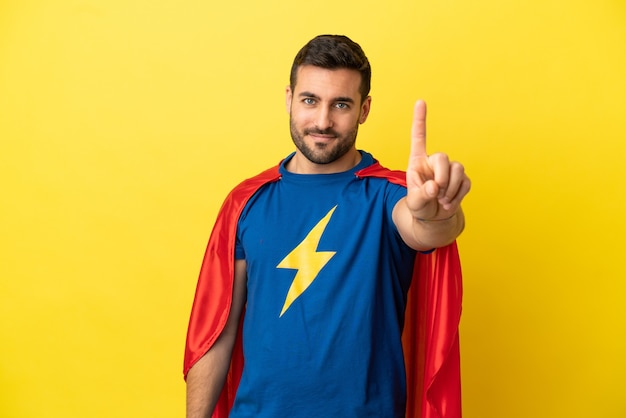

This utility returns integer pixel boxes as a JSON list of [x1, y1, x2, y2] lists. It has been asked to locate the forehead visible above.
[[293, 65, 362, 99]]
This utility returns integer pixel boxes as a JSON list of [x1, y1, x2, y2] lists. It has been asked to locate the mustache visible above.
[[304, 128, 339, 136]]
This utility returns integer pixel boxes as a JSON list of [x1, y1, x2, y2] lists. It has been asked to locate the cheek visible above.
[[342, 114, 362, 129], [291, 109, 313, 126]]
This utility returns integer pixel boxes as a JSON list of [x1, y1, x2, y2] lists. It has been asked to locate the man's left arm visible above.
[[392, 100, 471, 251]]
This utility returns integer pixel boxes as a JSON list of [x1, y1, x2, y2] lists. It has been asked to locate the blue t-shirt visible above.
[[231, 151, 417, 417]]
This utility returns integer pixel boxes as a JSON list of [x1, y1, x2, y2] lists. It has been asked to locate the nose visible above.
[[314, 106, 333, 131]]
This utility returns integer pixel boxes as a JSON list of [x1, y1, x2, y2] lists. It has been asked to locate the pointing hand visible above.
[[406, 100, 471, 222]]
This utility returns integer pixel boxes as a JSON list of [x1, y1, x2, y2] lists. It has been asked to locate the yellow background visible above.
[[1, 0, 625, 417]]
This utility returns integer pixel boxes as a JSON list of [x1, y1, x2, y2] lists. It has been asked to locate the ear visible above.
[[359, 96, 372, 124], [285, 86, 293, 114]]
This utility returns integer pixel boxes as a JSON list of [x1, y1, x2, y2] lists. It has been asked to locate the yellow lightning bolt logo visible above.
[[277, 205, 337, 317]]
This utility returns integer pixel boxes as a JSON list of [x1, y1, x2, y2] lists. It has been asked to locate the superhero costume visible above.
[[184, 154, 463, 418], [231, 152, 415, 416]]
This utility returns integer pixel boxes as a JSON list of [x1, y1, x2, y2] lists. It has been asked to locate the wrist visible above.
[[415, 212, 457, 223]]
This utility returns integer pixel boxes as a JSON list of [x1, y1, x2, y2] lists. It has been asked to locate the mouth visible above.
[[305, 129, 337, 142]]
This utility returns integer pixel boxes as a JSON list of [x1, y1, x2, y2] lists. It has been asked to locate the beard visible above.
[[289, 117, 359, 165]]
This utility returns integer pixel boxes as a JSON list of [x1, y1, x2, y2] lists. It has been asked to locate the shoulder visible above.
[[227, 164, 282, 200], [216, 163, 281, 218], [356, 161, 407, 187]]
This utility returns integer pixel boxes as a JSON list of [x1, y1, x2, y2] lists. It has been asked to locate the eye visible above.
[[303, 98, 316, 105], [335, 102, 350, 110]]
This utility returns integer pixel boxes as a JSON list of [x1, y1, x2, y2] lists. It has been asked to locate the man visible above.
[[184, 34, 471, 417]]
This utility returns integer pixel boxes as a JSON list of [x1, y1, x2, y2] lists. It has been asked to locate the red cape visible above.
[[184, 162, 463, 418]]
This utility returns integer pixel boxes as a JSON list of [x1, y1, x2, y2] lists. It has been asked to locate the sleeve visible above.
[[234, 234, 245, 260], [384, 181, 408, 232]]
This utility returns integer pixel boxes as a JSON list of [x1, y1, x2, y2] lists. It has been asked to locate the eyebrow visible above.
[[298, 91, 355, 104]]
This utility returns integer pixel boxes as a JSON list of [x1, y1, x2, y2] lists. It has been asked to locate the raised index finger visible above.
[[410, 99, 427, 158]]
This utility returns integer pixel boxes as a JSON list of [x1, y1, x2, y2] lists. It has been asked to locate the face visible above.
[[286, 65, 371, 173]]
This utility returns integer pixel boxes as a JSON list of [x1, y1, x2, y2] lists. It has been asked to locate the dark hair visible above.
[[289, 35, 371, 102]]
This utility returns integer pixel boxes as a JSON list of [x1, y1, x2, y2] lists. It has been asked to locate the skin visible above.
[[285, 65, 371, 174], [393, 99, 471, 250], [185, 65, 471, 417]]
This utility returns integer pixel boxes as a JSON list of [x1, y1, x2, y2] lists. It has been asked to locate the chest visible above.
[[237, 178, 414, 319]]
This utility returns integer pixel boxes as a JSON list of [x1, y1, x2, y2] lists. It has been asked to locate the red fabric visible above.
[[357, 163, 463, 418], [184, 161, 463, 418]]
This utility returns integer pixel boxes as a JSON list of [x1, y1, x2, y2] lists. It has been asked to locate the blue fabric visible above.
[[231, 151, 416, 417]]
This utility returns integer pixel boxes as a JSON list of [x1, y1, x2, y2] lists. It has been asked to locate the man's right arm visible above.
[[186, 259, 248, 418]]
